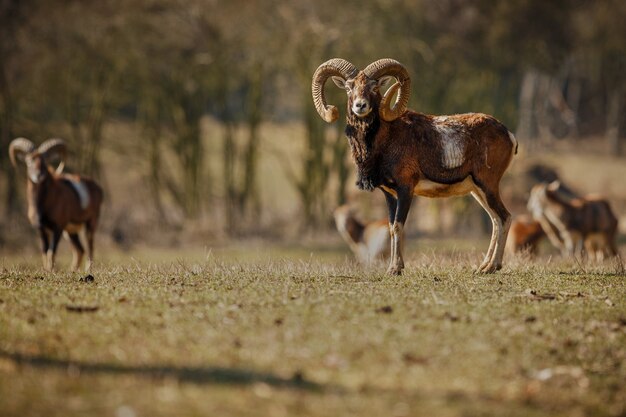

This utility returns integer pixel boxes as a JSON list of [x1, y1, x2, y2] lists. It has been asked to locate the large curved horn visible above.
[[363, 59, 411, 122], [38, 138, 67, 174], [9, 138, 35, 167], [312, 58, 359, 123]]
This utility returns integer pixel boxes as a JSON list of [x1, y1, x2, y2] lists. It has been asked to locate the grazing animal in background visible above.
[[312, 58, 517, 274], [333, 205, 390, 264], [528, 181, 618, 261], [506, 214, 546, 256], [9, 138, 104, 271]]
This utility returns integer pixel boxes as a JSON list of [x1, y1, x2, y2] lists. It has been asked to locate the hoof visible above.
[[477, 263, 497, 274], [386, 266, 403, 276], [476, 257, 502, 274]]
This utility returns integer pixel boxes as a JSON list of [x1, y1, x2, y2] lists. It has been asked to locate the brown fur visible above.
[[339, 74, 515, 274], [528, 182, 618, 260], [23, 152, 103, 271]]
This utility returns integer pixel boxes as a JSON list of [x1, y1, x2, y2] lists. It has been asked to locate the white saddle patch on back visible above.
[[68, 179, 90, 210], [434, 121, 465, 169]]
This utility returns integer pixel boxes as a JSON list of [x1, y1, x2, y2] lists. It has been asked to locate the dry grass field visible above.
[[1, 242, 624, 417]]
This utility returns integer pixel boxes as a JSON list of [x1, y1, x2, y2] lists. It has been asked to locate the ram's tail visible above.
[[508, 131, 518, 155]]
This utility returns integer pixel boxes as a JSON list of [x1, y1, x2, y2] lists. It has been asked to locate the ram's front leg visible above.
[[39, 227, 50, 270], [46, 228, 63, 271], [387, 186, 412, 276], [382, 189, 397, 263]]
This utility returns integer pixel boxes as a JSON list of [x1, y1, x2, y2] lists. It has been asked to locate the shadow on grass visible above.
[[0, 349, 324, 392]]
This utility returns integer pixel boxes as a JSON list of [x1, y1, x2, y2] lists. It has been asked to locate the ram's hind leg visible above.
[[67, 233, 85, 271], [471, 187, 511, 273], [39, 228, 50, 270], [471, 191, 497, 271], [85, 219, 98, 272], [487, 191, 512, 271], [607, 233, 619, 258]]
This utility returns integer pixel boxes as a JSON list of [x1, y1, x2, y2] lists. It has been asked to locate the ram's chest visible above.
[[345, 116, 379, 163]]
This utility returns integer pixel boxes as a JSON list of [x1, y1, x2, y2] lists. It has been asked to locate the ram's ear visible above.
[[378, 76, 394, 90], [331, 76, 346, 89]]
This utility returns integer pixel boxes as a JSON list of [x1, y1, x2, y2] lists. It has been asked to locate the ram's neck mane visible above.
[[345, 112, 380, 191]]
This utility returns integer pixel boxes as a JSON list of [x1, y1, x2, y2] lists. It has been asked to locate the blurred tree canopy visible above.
[[1, 0, 624, 234]]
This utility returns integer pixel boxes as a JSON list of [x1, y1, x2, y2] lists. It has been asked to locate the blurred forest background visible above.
[[0, 0, 625, 252]]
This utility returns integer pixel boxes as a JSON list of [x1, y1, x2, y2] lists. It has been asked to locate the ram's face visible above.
[[333, 73, 388, 118], [25, 154, 46, 184]]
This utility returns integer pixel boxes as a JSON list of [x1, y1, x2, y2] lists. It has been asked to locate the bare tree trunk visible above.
[[223, 119, 237, 232], [183, 122, 202, 217], [139, 95, 166, 222], [535, 74, 554, 144], [148, 124, 165, 221], [68, 93, 85, 165], [301, 91, 329, 231], [606, 90, 623, 156], [170, 97, 203, 218], [332, 125, 349, 206], [0, 51, 18, 215], [83, 71, 111, 178], [212, 62, 239, 234], [239, 66, 264, 221], [0, 0, 21, 216], [565, 77, 582, 139], [517, 70, 540, 144]]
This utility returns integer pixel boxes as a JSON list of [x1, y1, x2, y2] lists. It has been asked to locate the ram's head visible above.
[[9, 137, 67, 183], [312, 58, 411, 123]]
